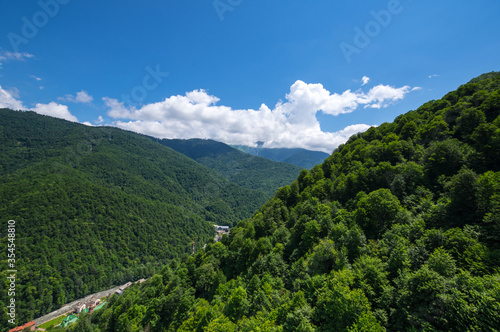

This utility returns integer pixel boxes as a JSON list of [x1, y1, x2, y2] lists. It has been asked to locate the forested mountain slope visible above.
[[0, 110, 268, 328], [232, 145, 329, 169], [159, 139, 303, 197], [82, 72, 500, 331]]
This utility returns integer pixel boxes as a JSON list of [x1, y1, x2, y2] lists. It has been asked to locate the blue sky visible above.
[[1, 0, 499, 153]]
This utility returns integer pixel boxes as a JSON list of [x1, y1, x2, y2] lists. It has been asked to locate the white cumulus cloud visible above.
[[362, 76, 370, 86], [75, 90, 94, 103], [0, 85, 24, 110], [104, 80, 414, 153], [32, 102, 79, 122], [0, 85, 78, 122], [361, 84, 412, 109], [59, 90, 94, 104]]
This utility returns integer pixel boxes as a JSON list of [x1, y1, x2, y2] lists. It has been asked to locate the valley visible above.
[[2, 1, 498, 330], [67, 72, 500, 331], [2, 71, 499, 331]]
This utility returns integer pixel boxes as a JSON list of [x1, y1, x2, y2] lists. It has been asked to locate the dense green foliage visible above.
[[0, 111, 270, 329], [159, 139, 303, 198], [75, 72, 500, 331], [232, 145, 329, 169]]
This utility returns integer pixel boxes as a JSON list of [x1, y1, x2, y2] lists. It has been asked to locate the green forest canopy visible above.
[[0, 112, 274, 329], [73, 72, 500, 331]]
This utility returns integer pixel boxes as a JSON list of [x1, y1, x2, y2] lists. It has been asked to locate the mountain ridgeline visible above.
[[232, 145, 330, 169], [0, 111, 279, 328], [158, 138, 304, 198], [75, 72, 500, 331]]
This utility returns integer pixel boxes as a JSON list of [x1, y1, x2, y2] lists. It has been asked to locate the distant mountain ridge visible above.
[[159, 138, 304, 197], [232, 145, 330, 169]]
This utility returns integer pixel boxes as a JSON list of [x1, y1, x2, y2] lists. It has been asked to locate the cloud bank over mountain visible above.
[[104, 80, 413, 153], [1, 78, 415, 153]]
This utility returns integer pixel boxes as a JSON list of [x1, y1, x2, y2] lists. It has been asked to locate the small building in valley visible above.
[[215, 225, 230, 232], [214, 225, 230, 242], [86, 296, 100, 308], [75, 302, 86, 313]]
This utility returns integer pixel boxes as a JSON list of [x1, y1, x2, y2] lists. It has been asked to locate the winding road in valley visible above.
[[33, 280, 144, 326]]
